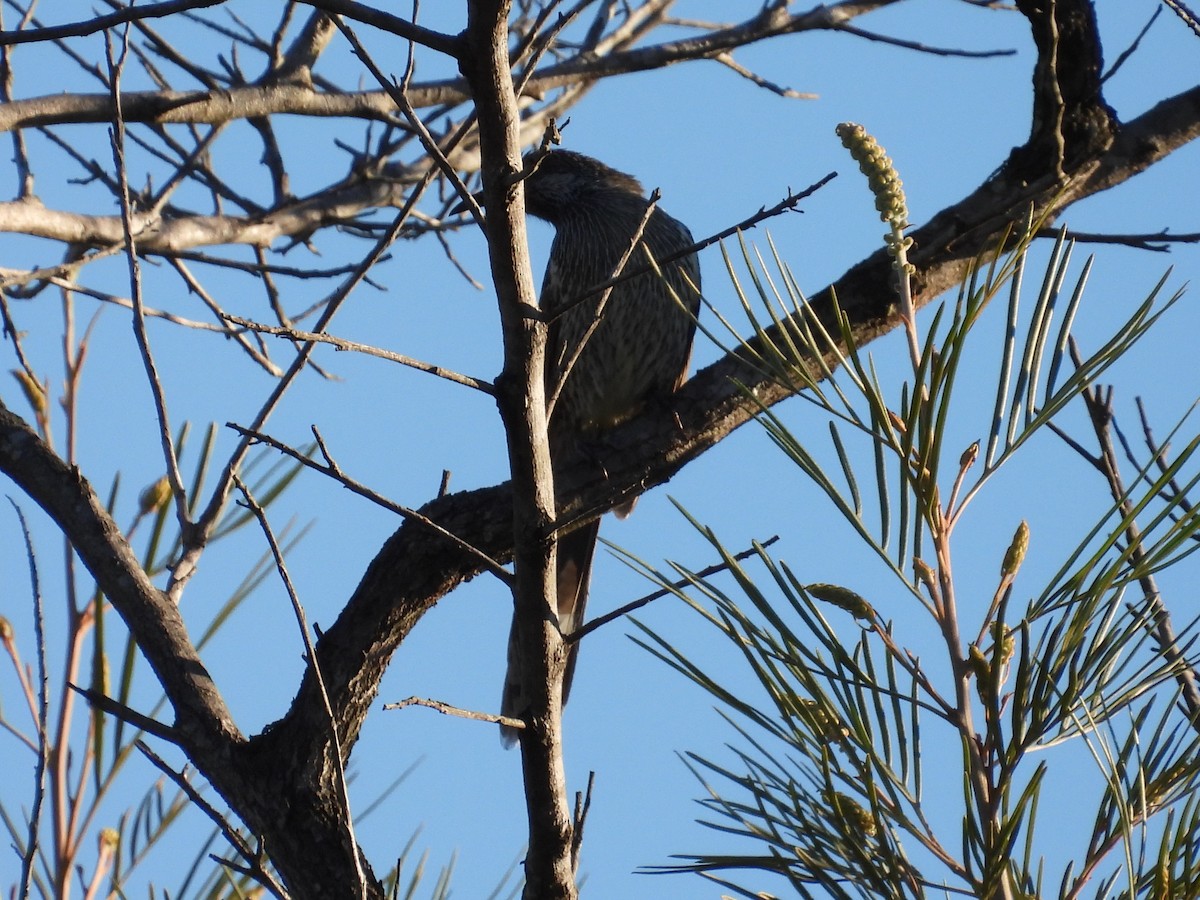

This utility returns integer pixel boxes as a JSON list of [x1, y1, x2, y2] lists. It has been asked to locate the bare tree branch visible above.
[[0, 2, 910, 134], [0, 3, 1197, 898], [385, 695, 525, 730], [0, 396, 241, 745], [222, 312, 492, 389], [235, 474, 368, 899], [459, 3, 573, 895], [1053, 351, 1200, 727], [0, 0, 460, 56], [0, 0, 227, 46]]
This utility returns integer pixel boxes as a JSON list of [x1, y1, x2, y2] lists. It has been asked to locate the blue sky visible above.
[[2, 2, 1199, 897]]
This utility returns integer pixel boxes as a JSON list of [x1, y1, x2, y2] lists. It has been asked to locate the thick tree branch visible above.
[[258, 0, 1200, 796], [1, 3, 1196, 898], [0, 399, 239, 746], [459, 2, 574, 897], [294, 0, 460, 55], [0, 82, 412, 132], [0, 0, 226, 45], [0, 2, 899, 134], [0, 174, 414, 250], [0, 0, 459, 56]]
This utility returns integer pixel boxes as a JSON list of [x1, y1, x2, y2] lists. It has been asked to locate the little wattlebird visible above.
[[494, 149, 702, 746]]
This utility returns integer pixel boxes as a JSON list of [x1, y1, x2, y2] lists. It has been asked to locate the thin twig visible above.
[[167, 260, 284, 376], [331, 12, 477, 217], [0, 0, 226, 46], [0, 246, 127, 294], [220, 313, 493, 392], [1101, 6, 1162, 83], [145, 123, 226, 217], [136, 740, 288, 900], [713, 51, 816, 99], [435, 228, 485, 289], [107, 29, 191, 534], [178, 121, 458, 600], [835, 23, 1016, 58], [229, 423, 512, 584], [1060, 340, 1200, 728], [1129, 396, 1198, 525], [9, 501, 48, 900], [39, 277, 239, 334], [1035, 226, 1200, 252], [1160, 0, 1200, 37], [0, 2, 33, 198], [294, 0, 461, 55], [384, 695, 525, 731], [67, 683, 180, 744], [512, 2, 588, 99], [567, 535, 780, 643], [0, 288, 38, 381], [545, 173, 837, 323], [570, 770, 596, 874], [234, 476, 368, 900]]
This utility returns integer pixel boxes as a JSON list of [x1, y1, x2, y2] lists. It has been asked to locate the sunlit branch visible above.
[[221, 313, 494, 392]]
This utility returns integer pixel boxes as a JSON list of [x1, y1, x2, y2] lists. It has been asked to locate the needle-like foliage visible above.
[[634, 133, 1200, 898]]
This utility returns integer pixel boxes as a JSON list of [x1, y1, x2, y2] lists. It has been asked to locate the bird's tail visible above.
[[500, 519, 600, 747]]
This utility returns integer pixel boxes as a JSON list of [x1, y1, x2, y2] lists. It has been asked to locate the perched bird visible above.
[[500, 149, 702, 745]]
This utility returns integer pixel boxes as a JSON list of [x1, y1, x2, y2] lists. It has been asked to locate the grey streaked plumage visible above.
[[501, 149, 701, 745]]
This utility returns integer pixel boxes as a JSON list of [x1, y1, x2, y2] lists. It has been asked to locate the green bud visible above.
[[836, 122, 910, 229], [11, 368, 46, 417], [822, 789, 876, 837], [806, 583, 874, 621], [968, 644, 990, 681], [1001, 521, 1030, 578], [795, 698, 850, 742], [990, 621, 1014, 666], [913, 557, 936, 589], [138, 476, 172, 515], [959, 440, 980, 471]]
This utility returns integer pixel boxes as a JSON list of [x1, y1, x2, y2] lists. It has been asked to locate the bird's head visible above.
[[520, 150, 645, 224], [453, 150, 646, 223]]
